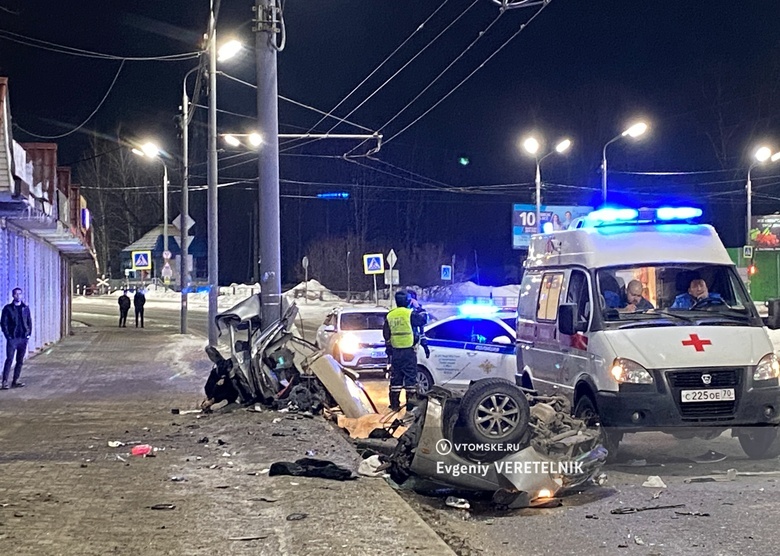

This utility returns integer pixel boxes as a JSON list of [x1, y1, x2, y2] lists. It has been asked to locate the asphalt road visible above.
[[73, 296, 780, 555]]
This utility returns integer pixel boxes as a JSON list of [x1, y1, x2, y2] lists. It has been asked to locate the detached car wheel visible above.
[[737, 427, 780, 459], [574, 394, 621, 462], [457, 379, 530, 459], [417, 366, 433, 395]]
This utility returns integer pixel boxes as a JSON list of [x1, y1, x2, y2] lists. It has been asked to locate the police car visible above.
[[415, 304, 517, 392], [315, 307, 389, 372]]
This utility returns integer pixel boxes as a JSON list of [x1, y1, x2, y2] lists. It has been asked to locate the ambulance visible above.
[[515, 207, 780, 459]]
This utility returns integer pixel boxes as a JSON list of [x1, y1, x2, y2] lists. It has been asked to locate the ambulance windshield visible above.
[[596, 264, 757, 326]]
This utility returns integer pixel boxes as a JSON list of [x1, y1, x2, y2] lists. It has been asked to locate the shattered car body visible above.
[[389, 378, 606, 508], [206, 294, 374, 417]]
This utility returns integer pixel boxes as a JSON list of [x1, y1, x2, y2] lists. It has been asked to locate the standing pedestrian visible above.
[[1, 287, 32, 389], [383, 290, 427, 412], [407, 290, 430, 359], [134, 288, 146, 328], [118, 290, 131, 327]]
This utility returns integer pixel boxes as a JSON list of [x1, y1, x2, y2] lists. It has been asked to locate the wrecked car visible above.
[[204, 294, 375, 418], [389, 378, 606, 508]]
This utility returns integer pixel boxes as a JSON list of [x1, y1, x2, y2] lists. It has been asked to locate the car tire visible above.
[[573, 394, 621, 462], [736, 426, 780, 459], [456, 378, 530, 459], [417, 366, 434, 394]]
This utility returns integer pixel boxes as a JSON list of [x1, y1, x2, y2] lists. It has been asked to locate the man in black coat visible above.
[[118, 290, 131, 327], [133, 288, 146, 328], [1, 287, 32, 389]]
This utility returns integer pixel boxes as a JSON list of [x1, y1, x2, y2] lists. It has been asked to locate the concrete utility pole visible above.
[[180, 66, 199, 334], [254, 0, 282, 326], [207, 3, 220, 345]]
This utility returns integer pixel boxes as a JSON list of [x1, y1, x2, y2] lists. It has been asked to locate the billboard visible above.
[[512, 204, 594, 249], [751, 214, 780, 249]]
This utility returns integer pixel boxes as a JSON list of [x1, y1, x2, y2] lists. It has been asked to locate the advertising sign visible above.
[[512, 204, 593, 249], [750, 215, 780, 249]]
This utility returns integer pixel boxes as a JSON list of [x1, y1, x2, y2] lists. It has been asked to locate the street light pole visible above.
[[163, 163, 169, 256], [534, 158, 541, 233], [601, 122, 648, 205], [180, 66, 198, 334], [207, 5, 219, 346]]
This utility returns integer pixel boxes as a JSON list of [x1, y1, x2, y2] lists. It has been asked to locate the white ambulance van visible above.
[[515, 207, 780, 459]]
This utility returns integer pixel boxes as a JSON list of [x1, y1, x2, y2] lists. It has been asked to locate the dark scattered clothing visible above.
[[269, 458, 355, 481], [1, 302, 32, 340], [3, 338, 27, 385]]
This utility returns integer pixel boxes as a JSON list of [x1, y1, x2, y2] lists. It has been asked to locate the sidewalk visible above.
[[0, 324, 454, 555]]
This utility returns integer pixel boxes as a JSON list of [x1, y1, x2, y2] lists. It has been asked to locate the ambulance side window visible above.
[[537, 272, 565, 321], [567, 270, 592, 325], [518, 272, 542, 319]]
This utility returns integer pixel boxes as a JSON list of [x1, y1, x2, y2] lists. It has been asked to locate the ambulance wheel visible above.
[[736, 427, 780, 459], [457, 378, 530, 460], [417, 366, 433, 395], [574, 394, 621, 462]]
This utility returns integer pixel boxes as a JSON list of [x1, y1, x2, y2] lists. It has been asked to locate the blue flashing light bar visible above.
[[317, 192, 350, 199], [656, 206, 702, 220], [457, 303, 499, 317], [583, 206, 702, 227]]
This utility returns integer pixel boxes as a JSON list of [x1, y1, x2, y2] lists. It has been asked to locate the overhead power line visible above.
[[0, 29, 200, 61], [13, 60, 126, 139]]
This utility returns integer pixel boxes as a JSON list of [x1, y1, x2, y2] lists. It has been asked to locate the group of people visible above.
[[605, 276, 722, 313], [383, 289, 428, 412], [117, 289, 146, 328]]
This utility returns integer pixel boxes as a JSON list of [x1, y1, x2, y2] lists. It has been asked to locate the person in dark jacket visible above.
[[133, 288, 146, 328], [1, 287, 32, 389], [118, 290, 131, 327]]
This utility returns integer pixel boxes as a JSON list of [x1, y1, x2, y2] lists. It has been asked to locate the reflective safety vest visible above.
[[387, 307, 414, 348]]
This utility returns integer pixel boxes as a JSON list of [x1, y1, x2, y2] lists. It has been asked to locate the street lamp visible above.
[[601, 121, 648, 204], [132, 142, 170, 276], [522, 136, 572, 233], [746, 145, 776, 249]]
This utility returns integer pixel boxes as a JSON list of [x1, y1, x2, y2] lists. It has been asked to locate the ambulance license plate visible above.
[[680, 388, 735, 403]]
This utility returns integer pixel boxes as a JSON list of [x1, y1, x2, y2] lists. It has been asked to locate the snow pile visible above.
[[284, 279, 344, 302]]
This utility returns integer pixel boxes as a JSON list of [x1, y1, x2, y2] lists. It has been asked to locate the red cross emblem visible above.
[[682, 334, 711, 352]]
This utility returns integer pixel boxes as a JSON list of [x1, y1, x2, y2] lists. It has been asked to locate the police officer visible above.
[[383, 290, 427, 412], [407, 290, 430, 359]]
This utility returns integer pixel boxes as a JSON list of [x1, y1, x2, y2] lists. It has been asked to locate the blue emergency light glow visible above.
[[457, 303, 499, 317], [586, 207, 639, 224], [655, 207, 702, 220], [317, 192, 350, 199]]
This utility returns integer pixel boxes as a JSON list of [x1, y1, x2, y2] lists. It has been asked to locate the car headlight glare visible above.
[[610, 357, 653, 384], [339, 333, 360, 355], [754, 353, 780, 381]]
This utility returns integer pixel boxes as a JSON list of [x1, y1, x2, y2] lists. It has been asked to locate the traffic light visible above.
[[749, 264, 757, 276]]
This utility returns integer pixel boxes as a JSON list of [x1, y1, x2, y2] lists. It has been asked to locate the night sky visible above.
[[2, 0, 780, 285]]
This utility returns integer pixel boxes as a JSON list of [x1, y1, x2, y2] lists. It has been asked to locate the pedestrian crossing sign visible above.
[[132, 250, 152, 270], [363, 253, 385, 275]]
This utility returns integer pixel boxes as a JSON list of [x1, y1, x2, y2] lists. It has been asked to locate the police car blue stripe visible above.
[[426, 339, 513, 355]]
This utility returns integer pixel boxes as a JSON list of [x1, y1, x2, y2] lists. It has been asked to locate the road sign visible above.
[[363, 253, 384, 275], [162, 250, 172, 260], [384, 269, 399, 286], [441, 265, 452, 281], [172, 213, 195, 232], [132, 250, 152, 270], [97, 275, 109, 288], [387, 249, 397, 268], [162, 262, 173, 278], [743, 245, 754, 259]]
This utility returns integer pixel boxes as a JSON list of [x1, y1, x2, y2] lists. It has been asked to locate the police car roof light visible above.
[[457, 303, 499, 317], [586, 207, 639, 224]]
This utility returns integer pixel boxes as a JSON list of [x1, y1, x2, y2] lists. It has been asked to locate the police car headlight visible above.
[[339, 334, 361, 355], [610, 358, 653, 384], [754, 353, 780, 381]]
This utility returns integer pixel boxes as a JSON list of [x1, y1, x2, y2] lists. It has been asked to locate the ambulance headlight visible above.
[[754, 353, 780, 381], [339, 334, 361, 355], [610, 358, 653, 384]]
